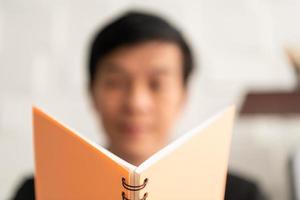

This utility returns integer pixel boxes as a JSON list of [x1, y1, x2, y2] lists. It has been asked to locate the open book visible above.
[[33, 105, 235, 200]]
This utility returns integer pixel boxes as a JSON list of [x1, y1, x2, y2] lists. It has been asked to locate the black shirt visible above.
[[11, 173, 266, 200]]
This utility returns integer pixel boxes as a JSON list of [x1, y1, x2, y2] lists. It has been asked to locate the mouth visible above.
[[120, 122, 147, 137]]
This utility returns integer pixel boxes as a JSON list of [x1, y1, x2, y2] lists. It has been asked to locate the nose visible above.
[[124, 81, 153, 115]]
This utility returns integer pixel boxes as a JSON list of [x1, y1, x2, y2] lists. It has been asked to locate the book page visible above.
[[134, 106, 235, 200], [33, 107, 134, 200]]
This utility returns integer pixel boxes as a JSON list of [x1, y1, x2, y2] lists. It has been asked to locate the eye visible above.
[[103, 77, 124, 89], [150, 79, 162, 91]]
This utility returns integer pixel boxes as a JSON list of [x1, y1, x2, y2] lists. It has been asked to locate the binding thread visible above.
[[121, 177, 148, 200]]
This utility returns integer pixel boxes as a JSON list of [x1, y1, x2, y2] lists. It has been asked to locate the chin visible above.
[[121, 142, 156, 158]]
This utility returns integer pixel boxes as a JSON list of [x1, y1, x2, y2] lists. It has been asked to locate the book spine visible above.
[[121, 174, 148, 200]]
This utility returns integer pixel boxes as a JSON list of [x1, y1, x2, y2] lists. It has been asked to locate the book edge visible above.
[[135, 104, 235, 174], [32, 106, 137, 171]]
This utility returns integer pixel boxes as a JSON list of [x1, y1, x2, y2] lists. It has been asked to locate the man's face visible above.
[[91, 41, 186, 160]]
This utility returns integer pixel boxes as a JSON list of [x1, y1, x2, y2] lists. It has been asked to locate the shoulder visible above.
[[225, 172, 266, 200], [11, 173, 265, 200], [11, 176, 35, 200]]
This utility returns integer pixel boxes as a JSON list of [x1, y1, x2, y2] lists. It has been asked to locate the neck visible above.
[[107, 145, 149, 166]]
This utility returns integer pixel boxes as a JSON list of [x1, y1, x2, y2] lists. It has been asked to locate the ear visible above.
[[88, 86, 98, 113], [177, 87, 187, 115]]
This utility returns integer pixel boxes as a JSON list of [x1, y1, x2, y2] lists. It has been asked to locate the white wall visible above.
[[0, 0, 299, 199]]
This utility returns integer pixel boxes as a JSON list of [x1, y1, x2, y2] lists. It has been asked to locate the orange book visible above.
[[33, 105, 235, 200]]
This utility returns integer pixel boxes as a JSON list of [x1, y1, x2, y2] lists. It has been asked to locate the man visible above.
[[12, 10, 265, 200]]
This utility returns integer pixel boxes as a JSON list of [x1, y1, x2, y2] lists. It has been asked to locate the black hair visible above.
[[88, 10, 194, 88]]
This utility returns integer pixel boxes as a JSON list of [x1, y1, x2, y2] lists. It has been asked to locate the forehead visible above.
[[98, 41, 183, 76]]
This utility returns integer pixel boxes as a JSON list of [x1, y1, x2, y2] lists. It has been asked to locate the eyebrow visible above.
[[100, 63, 127, 74], [100, 62, 173, 77], [149, 67, 172, 76]]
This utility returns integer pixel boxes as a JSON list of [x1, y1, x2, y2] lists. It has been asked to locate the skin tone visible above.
[[90, 40, 187, 166]]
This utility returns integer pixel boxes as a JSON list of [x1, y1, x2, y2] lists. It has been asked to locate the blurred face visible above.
[[90, 41, 186, 162]]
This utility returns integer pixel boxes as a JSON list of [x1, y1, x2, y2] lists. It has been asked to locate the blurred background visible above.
[[0, 0, 300, 199]]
